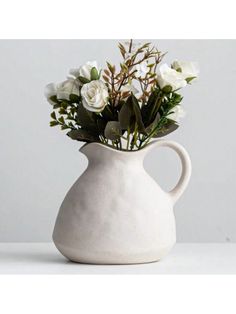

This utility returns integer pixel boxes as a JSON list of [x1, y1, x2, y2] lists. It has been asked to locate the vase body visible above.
[[53, 140, 191, 264]]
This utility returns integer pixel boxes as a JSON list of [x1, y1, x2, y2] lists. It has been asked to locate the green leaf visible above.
[[67, 129, 97, 142], [61, 101, 68, 109], [69, 94, 80, 103], [104, 121, 121, 140], [154, 121, 179, 138], [58, 116, 65, 124], [59, 108, 67, 115], [90, 67, 99, 80], [145, 112, 161, 134], [186, 76, 196, 84], [172, 93, 182, 103], [50, 120, 59, 127], [120, 63, 128, 72], [101, 105, 116, 121], [106, 62, 115, 73], [97, 118, 107, 136], [118, 43, 126, 58], [50, 112, 56, 120], [175, 67, 182, 72], [162, 85, 172, 93], [119, 95, 146, 134], [118, 96, 133, 130], [141, 89, 161, 127], [53, 103, 61, 109], [131, 94, 146, 134], [77, 104, 98, 132], [116, 100, 125, 111], [49, 95, 59, 104], [66, 114, 74, 120], [61, 125, 69, 130], [78, 76, 90, 84]]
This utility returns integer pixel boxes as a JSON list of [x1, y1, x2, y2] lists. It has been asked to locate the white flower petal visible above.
[[172, 60, 199, 81], [56, 79, 80, 101], [45, 83, 56, 97], [157, 63, 187, 90], [70, 61, 99, 80], [45, 83, 57, 104], [69, 68, 81, 78], [81, 80, 108, 113], [120, 83, 139, 96], [135, 61, 149, 78]]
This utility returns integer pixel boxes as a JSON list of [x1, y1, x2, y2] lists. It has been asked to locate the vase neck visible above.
[[80, 142, 149, 165]]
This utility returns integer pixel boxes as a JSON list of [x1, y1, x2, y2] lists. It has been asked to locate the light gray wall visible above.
[[0, 40, 235, 242]]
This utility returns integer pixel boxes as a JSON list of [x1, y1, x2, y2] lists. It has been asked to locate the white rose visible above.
[[45, 79, 80, 102], [135, 61, 149, 77], [56, 79, 80, 100], [69, 61, 99, 80], [167, 105, 186, 122], [157, 63, 187, 91], [172, 60, 199, 80], [45, 83, 57, 104], [81, 80, 109, 112]]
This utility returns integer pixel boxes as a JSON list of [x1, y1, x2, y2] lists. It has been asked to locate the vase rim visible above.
[[79, 140, 158, 155]]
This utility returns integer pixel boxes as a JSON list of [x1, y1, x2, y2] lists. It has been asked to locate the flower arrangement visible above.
[[45, 40, 198, 151]]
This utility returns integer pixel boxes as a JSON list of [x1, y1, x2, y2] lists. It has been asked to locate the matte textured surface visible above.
[[0, 243, 236, 274], [53, 140, 191, 264]]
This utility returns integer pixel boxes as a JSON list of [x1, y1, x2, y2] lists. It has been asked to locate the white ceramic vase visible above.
[[53, 140, 191, 264]]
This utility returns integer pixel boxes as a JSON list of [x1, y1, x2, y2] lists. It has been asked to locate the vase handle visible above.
[[146, 140, 192, 204]]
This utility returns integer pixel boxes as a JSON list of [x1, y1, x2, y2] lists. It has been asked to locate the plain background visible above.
[[0, 39, 235, 242]]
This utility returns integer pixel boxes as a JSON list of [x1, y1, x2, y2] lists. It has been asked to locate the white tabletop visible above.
[[0, 243, 235, 274]]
